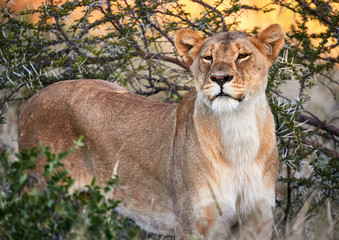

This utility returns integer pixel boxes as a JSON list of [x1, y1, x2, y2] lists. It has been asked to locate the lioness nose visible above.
[[210, 74, 234, 86]]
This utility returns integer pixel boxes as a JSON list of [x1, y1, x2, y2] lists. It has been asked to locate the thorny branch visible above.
[[49, 0, 190, 88], [298, 115, 339, 137], [144, 53, 190, 70], [0, 84, 25, 111], [271, 90, 339, 158], [302, 138, 339, 159], [271, 91, 339, 138], [191, 0, 227, 31], [295, 0, 332, 25]]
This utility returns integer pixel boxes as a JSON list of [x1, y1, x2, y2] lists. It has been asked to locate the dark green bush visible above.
[[0, 138, 139, 239]]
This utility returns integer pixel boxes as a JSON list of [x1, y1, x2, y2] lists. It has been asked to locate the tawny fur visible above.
[[18, 24, 284, 239]]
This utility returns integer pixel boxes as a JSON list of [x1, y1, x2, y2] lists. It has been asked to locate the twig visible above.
[[283, 162, 292, 235], [317, 79, 339, 109], [149, 22, 175, 46], [85, 52, 189, 70], [144, 53, 190, 70], [0, 84, 25, 111], [295, 0, 332, 25], [191, 0, 227, 31], [298, 115, 339, 137], [318, 57, 338, 64], [302, 138, 339, 158], [319, 72, 339, 86], [135, 82, 192, 97], [51, 1, 74, 46], [271, 91, 339, 137]]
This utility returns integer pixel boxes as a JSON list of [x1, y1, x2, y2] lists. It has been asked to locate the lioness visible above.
[[18, 24, 284, 239]]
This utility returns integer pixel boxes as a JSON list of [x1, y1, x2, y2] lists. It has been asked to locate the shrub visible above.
[[0, 138, 139, 239]]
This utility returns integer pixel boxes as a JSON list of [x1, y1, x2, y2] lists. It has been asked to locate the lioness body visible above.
[[18, 24, 284, 238], [19, 80, 177, 232]]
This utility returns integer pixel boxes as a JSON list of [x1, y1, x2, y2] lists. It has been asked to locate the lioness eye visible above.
[[203, 56, 213, 61], [238, 53, 249, 60]]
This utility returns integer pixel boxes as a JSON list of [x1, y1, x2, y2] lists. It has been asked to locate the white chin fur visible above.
[[211, 97, 240, 113], [197, 90, 241, 113]]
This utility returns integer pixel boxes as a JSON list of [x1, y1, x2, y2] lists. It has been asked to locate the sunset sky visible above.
[[7, 0, 337, 57], [9, 0, 327, 33]]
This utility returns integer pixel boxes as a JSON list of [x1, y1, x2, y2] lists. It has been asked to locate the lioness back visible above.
[[19, 79, 179, 234]]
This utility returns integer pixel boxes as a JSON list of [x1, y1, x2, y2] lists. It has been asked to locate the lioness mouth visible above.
[[215, 92, 243, 102]]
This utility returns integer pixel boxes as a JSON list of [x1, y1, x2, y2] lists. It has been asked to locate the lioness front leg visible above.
[[235, 200, 274, 240], [180, 204, 233, 240], [174, 204, 219, 239]]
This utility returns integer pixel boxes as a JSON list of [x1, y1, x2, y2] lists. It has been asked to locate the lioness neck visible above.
[[194, 94, 266, 167]]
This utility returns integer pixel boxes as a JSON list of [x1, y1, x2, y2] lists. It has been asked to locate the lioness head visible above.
[[175, 24, 285, 112]]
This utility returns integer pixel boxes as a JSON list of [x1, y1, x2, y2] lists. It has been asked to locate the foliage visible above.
[[265, 1, 338, 233], [0, 0, 338, 239], [0, 138, 139, 239]]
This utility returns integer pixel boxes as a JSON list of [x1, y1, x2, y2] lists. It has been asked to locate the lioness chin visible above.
[[18, 24, 284, 239]]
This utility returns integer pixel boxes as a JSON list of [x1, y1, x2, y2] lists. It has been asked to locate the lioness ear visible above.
[[175, 29, 205, 66], [257, 24, 285, 62]]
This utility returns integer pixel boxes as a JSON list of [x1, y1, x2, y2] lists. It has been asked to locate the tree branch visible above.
[[85, 52, 189, 70], [134, 84, 192, 96], [0, 84, 25, 111], [51, 0, 74, 46], [295, 0, 332, 25], [298, 115, 339, 137], [302, 138, 339, 158], [191, 0, 227, 31], [144, 53, 190, 70]]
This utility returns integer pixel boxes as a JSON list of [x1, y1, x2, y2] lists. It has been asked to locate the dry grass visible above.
[[273, 199, 338, 240]]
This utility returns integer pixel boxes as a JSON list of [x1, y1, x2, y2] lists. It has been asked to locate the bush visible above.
[[0, 138, 139, 239]]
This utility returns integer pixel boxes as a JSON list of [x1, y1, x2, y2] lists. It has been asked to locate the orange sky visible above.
[[7, 0, 338, 57], [8, 0, 333, 33], [183, 0, 337, 35]]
